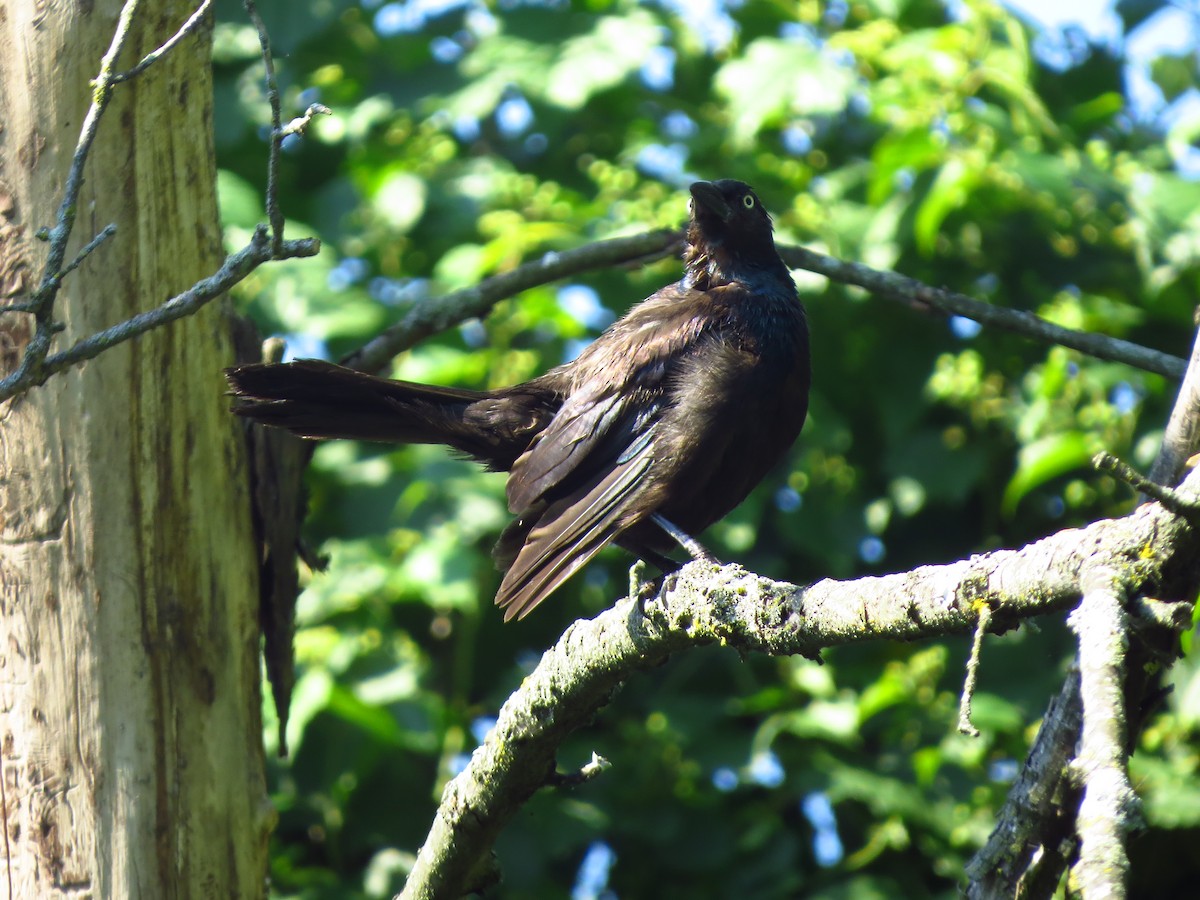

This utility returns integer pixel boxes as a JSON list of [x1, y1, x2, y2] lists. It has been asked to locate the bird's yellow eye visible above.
[[742, 194, 755, 208]]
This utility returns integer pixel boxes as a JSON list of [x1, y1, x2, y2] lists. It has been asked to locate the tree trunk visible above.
[[0, 2, 269, 896]]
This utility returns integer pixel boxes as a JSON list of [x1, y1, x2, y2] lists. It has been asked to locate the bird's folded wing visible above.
[[503, 284, 711, 514], [495, 426, 657, 620], [504, 386, 652, 514]]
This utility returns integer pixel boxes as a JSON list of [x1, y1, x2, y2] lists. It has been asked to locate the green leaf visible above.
[[878, 25, 972, 86], [285, 669, 334, 755], [1132, 755, 1200, 828], [325, 682, 405, 744], [216, 169, 264, 229], [715, 39, 855, 147], [1150, 52, 1199, 104], [1002, 431, 1098, 516], [1130, 172, 1200, 233], [914, 156, 979, 255], [964, 693, 1025, 734], [372, 170, 427, 233], [545, 13, 661, 109], [768, 700, 861, 745], [869, 130, 944, 206], [1008, 150, 1076, 202]]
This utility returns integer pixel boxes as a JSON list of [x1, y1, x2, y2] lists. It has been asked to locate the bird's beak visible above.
[[689, 181, 731, 221]]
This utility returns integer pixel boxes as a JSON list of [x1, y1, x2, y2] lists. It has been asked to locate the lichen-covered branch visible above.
[[399, 470, 1200, 900], [1068, 567, 1137, 898], [967, 321, 1200, 897], [965, 670, 1082, 899]]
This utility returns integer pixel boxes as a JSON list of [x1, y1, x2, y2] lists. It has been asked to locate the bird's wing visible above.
[[504, 283, 707, 514], [495, 425, 658, 620], [492, 284, 718, 618], [503, 386, 651, 514]]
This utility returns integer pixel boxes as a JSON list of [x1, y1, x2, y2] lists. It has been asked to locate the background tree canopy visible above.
[[210, 0, 1200, 896]]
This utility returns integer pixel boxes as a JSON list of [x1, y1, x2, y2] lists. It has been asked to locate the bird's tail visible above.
[[226, 359, 536, 468]]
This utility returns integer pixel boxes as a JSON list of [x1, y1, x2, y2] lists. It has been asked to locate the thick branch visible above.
[[400, 472, 1200, 899], [965, 670, 1082, 899], [1068, 567, 1136, 898], [969, 319, 1200, 895]]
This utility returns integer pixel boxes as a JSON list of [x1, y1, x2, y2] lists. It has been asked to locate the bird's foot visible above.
[[630, 561, 666, 617], [658, 570, 680, 598], [628, 558, 648, 600]]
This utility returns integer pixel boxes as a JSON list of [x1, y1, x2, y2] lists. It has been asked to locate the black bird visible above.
[[226, 180, 810, 620]]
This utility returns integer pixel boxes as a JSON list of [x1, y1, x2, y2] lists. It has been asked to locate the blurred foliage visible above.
[[211, 0, 1200, 896]]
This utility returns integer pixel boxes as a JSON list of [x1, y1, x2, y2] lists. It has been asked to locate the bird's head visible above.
[[684, 179, 788, 288]]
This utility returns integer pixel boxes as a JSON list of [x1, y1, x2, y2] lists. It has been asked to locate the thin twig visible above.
[[1094, 452, 1197, 519], [110, 0, 212, 84], [0, 229, 319, 402], [0, 0, 324, 405], [778, 245, 1187, 380], [12, 0, 143, 390], [58, 224, 118, 281], [280, 103, 331, 138], [4, 0, 205, 394], [1068, 566, 1136, 898], [957, 603, 991, 737], [242, 0, 286, 257], [333, 230, 1185, 381], [37, 0, 139, 291], [342, 230, 684, 373]]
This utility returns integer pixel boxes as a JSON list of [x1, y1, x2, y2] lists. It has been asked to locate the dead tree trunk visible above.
[[0, 2, 269, 896]]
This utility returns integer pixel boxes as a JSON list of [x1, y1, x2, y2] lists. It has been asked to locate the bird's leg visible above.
[[651, 514, 721, 564]]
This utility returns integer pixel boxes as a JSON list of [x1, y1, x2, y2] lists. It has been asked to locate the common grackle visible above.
[[226, 180, 810, 620]]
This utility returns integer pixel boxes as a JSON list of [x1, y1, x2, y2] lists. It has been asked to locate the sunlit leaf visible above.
[[545, 13, 661, 109], [714, 39, 855, 147], [1002, 431, 1098, 516], [914, 156, 979, 255]]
